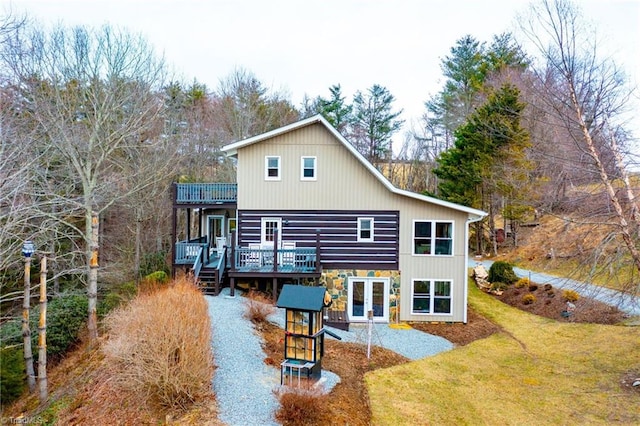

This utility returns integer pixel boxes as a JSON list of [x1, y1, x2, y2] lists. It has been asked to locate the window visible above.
[[413, 221, 453, 255], [411, 279, 452, 314], [357, 217, 374, 242], [301, 156, 317, 180], [265, 156, 281, 180]]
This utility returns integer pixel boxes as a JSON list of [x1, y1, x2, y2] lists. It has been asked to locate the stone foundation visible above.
[[320, 269, 401, 322]]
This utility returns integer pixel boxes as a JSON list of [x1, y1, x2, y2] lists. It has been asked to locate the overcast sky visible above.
[[5, 0, 640, 140]]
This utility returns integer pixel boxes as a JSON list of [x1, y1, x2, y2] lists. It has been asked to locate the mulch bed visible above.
[[494, 282, 627, 325]]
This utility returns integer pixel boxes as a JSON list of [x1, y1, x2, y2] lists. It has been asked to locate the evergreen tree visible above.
[[316, 84, 352, 133], [351, 84, 404, 164], [434, 84, 530, 252]]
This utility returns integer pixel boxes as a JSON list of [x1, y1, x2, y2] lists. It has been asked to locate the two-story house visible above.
[[171, 115, 485, 324]]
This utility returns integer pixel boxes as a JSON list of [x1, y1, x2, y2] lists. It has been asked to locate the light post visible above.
[[21, 240, 36, 392]]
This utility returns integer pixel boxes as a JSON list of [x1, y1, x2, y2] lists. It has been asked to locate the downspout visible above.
[[464, 214, 486, 324]]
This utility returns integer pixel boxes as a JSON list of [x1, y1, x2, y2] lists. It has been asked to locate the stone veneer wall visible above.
[[320, 269, 401, 322]]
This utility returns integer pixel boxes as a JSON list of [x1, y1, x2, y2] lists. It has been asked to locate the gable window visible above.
[[413, 221, 453, 255], [412, 279, 452, 314], [265, 156, 281, 180], [301, 156, 317, 180], [357, 217, 374, 242]]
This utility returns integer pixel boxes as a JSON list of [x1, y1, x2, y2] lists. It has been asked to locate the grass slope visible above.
[[366, 281, 640, 425]]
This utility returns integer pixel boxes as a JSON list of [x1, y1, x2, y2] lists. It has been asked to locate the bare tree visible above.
[[520, 0, 640, 294], [1, 22, 169, 342]]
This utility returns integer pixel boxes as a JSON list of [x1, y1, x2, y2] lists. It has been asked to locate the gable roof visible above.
[[221, 114, 487, 220], [276, 284, 327, 311]]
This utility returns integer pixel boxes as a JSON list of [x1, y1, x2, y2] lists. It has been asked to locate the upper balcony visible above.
[[174, 183, 237, 206]]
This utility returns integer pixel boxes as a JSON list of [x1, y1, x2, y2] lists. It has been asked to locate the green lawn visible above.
[[366, 281, 640, 425]]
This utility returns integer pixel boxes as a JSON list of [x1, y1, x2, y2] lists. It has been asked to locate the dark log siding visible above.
[[238, 210, 399, 270]]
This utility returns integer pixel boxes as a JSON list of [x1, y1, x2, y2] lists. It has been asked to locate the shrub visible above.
[[490, 282, 509, 293], [521, 294, 536, 305], [103, 277, 212, 409], [488, 261, 518, 285], [275, 387, 330, 426], [244, 290, 276, 323], [0, 292, 87, 359], [528, 284, 539, 292], [140, 250, 170, 277], [139, 271, 170, 294], [543, 284, 553, 292], [44, 293, 88, 358], [514, 278, 529, 289], [562, 289, 580, 302], [0, 346, 25, 405], [98, 281, 138, 317]]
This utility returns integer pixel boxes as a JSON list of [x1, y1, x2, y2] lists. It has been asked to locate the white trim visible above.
[[463, 215, 484, 323], [347, 277, 390, 322], [260, 217, 282, 247], [410, 279, 453, 315], [300, 156, 317, 181], [222, 115, 487, 221], [412, 220, 454, 256], [357, 217, 374, 242], [264, 156, 281, 181]]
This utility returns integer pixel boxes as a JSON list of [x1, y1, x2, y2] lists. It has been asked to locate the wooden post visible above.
[[315, 231, 321, 274], [272, 277, 278, 303], [22, 255, 36, 392], [273, 229, 279, 273], [38, 256, 48, 401], [171, 184, 177, 279]]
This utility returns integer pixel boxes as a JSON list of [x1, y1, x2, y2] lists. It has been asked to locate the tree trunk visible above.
[[134, 208, 142, 285], [38, 256, 48, 402], [87, 211, 99, 343], [569, 88, 640, 274], [22, 256, 36, 392]]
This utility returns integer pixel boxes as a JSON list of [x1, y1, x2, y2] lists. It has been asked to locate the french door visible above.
[[347, 277, 390, 322]]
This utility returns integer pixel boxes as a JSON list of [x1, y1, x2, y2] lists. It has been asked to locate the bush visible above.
[[0, 346, 25, 406], [44, 293, 88, 358], [0, 292, 87, 359], [244, 290, 276, 323], [488, 261, 518, 285], [562, 289, 580, 302], [514, 278, 529, 289], [103, 277, 212, 409], [528, 284, 539, 292], [98, 281, 137, 317], [139, 271, 170, 294], [140, 251, 170, 277], [275, 387, 330, 426], [521, 294, 536, 305]]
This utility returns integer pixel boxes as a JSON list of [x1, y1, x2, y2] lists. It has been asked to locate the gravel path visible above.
[[206, 287, 454, 425], [206, 289, 280, 426], [470, 259, 640, 316]]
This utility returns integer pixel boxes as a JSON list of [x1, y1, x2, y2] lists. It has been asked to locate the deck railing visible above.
[[175, 241, 209, 264], [232, 247, 318, 273], [175, 183, 237, 204]]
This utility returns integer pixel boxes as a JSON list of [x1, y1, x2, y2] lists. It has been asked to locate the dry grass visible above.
[[243, 290, 276, 324], [366, 281, 640, 425], [3, 277, 220, 425], [102, 277, 213, 410], [503, 214, 639, 292], [274, 387, 331, 426]]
